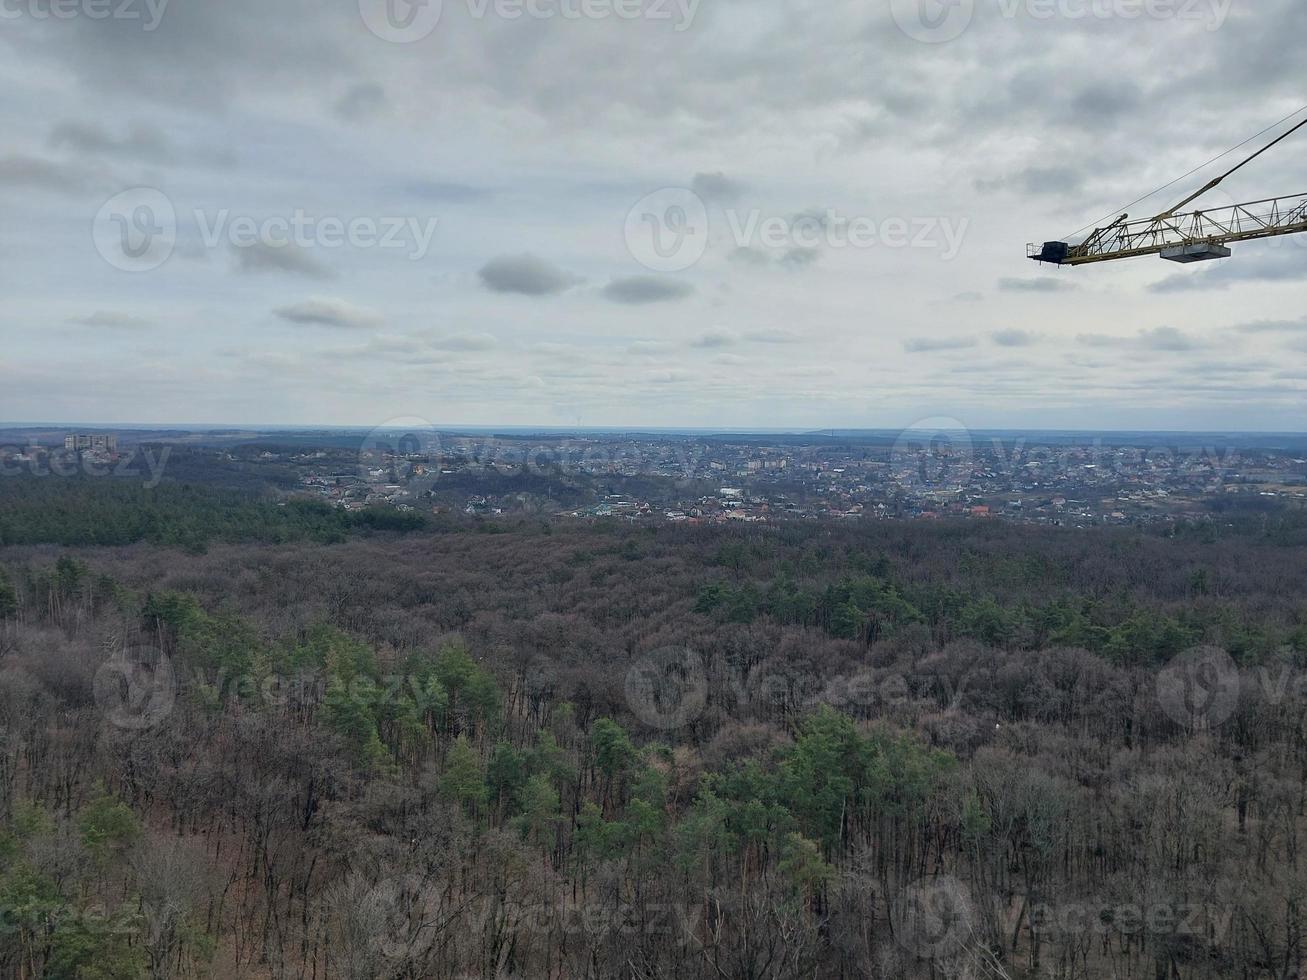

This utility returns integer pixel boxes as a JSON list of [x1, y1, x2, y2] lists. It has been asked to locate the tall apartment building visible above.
[[63, 433, 118, 453]]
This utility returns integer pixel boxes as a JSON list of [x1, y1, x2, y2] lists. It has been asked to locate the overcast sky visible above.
[[3, 0, 1305, 432]]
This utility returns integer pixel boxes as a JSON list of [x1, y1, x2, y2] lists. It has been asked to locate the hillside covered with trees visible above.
[[2, 503, 1306, 978]]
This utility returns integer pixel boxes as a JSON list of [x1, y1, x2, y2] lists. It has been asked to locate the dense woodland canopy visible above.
[[2, 482, 1307, 978]]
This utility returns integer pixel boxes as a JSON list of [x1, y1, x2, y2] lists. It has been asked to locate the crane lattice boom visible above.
[[1027, 111, 1307, 267], [1028, 192, 1307, 266]]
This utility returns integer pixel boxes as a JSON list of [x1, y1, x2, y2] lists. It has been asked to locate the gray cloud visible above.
[[67, 311, 152, 329], [273, 299, 382, 329], [904, 337, 978, 353], [692, 329, 738, 349], [1077, 327, 1203, 352], [628, 340, 673, 357], [1234, 317, 1307, 334], [478, 254, 580, 296], [691, 171, 745, 204], [976, 166, 1085, 197], [1139, 327, 1202, 351], [744, 329, 803, 344], [780, 247, 820, 270], [335, 83, 386, 121], [406, 181, 492, 203], [998, 277, 1076, 293], [429, 332, 499, 351], [602, 277, 694, 305], [729, 246, 771, 268], [1150, 249, 1307, 293], [234, 242, 334, 280], [49, 121, 170, 161], [991, 329, 1039, 347], [0, 155, 87, 194]]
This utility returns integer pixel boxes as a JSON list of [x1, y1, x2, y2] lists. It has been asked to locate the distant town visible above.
[[6, 426, 1303, 530]]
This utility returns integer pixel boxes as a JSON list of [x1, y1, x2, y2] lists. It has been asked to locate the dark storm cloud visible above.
[[479, 254, 581, 296], [602, 277, 694, 305]]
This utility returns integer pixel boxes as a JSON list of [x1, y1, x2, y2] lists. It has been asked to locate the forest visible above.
[[2, 483, 1307, 978]]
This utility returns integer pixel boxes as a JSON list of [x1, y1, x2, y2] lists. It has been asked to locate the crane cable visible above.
[[1061, 102, 1307, 242]]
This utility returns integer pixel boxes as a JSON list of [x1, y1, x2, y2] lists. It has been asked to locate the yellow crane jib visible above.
[[1028, 112, 1307, 267]]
